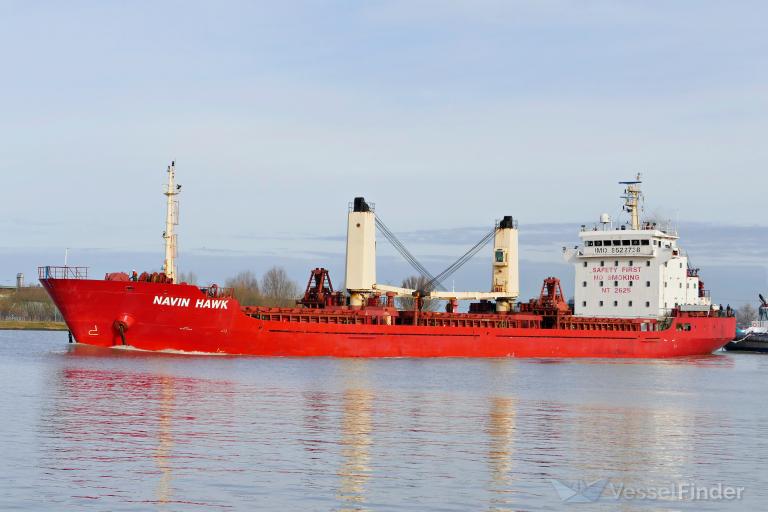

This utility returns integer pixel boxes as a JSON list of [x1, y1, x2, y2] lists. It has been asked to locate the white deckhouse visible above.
[[564, 176, 711, 319]]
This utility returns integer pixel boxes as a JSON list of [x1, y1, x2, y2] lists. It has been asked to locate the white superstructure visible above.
[[745, 300, 768, 334], [564, 175, 710, 319]]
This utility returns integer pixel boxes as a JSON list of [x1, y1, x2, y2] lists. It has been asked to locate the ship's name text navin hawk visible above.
[[153, 295, 229, 309]]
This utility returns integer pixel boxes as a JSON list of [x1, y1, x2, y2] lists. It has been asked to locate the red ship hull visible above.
[[41, 278, 735, 358]]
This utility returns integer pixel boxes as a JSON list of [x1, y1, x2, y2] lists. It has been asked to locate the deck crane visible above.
[[345, 197, 519, 312]]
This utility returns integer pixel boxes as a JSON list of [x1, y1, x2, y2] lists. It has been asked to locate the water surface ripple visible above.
[[1, 331, 765, 511]]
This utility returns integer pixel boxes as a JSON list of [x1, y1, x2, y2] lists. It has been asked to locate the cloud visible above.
[[1, 0, 766, 281]]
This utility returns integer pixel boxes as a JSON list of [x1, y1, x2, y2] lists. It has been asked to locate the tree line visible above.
[[223, 266, 299, 307], [182, 266, 300, 307], [0, 287, 63, 322]]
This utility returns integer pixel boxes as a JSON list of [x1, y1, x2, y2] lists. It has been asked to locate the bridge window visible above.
[[594, 240, 602, 246], [631, 239, 640, 245], [612, 240, 621, 246], [586, 241, 594, 246], [641, 240, 650, 245], [622, 240, 630, 246], [603, 240, 611, 246]]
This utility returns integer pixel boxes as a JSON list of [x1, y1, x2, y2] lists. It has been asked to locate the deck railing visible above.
[[38, 266, 89, 280], [199, 285, 235, 298]]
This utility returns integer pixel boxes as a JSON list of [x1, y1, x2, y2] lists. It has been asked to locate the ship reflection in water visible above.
[[337, 362, 373, 510], [5, 332, 763, 510], [486, 396, 517, 511], [40, 365, 236, 510], [155, 376, 174, 509]]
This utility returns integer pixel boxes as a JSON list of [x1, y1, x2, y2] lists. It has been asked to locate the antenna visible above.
[[162, 161, 180, 282]]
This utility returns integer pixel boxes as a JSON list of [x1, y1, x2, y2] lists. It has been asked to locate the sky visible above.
[[1, 1, 767, 304]]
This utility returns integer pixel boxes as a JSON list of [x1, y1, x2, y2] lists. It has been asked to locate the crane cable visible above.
[[375, 217, 445, 291], [422, 227, 498, 293], [375, 216, 499, 295]]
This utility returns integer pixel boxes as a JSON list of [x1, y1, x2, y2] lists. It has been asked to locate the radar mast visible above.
[[162, 161, 180, 282], [620, 173, 643, 230]]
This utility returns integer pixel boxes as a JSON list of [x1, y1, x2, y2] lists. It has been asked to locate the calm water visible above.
[[1, 331, 766, 511]]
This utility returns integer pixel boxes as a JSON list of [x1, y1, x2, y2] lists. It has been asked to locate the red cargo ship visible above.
[[40, 166, 734, 357]]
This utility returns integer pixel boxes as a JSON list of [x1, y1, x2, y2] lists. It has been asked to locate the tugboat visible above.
[[724, 295, 768, 353], [38, 167, 735, 358]]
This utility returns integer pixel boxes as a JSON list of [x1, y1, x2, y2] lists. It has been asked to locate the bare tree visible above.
[[736, 303, 757, 328], [178, 271, 198, 285], [225, 271, 262, 306], [261, 266, 299, 307], [396, 275, 440, 311]]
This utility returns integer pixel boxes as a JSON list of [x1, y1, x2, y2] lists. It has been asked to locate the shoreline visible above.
[[0, 320, 67, 331]]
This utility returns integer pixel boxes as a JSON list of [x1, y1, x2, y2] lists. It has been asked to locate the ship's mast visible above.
[[620, 173, 643, 230], [162, 161, 180, 282]]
